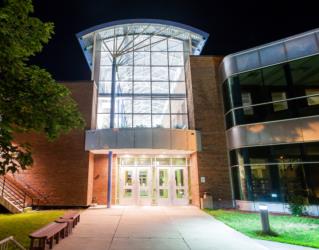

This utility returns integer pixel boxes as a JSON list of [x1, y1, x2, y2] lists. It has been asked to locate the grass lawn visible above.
[[205, 209, 319, 248], [0, 210, 64, 248]]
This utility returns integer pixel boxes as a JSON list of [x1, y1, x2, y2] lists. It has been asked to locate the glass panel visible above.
[[159, 169, 169, 186], [159, 189, 169, 198], [172, 158, 186, 165], [152, 115, 170, 128], [171, 114, 188, 129], [134, 98, 151, 113], [152, 82, 169, 95], [175, 169, 184, 186], [271, 92, 288, 111], [151, 36, 167, 51], [133, 115, 151, 128], [139, 170, 148, 186], [134, 66, 151, 81], [99, 81, 112, 94], [169, 67, 185, 81], [100, 66, 113, 81], [169, 52, 184, 66], [151, 52, 168, 66], [98, 97, 111, 113], [152, 67, 169, 81], [124, 189, 132, 197], [97, 114, 110, 129], [306, 89, 319, 106], [134, 52, 150, 66], [100, 52, 113, 65], [168, 38, 184, 51], [171, 99, 187, 113], [134, 82, 151, 94], [125, 170, 133, 185], [241, 92, 253, 115], [176, 189, 185, 199], [117, 66, 133, 81], [114, 114, 132, 128], [120, 158, 135, 165], [115, 97, 132, 113], [136, 158, 151, 165], [170, 81, 186, 95], [116, 81, 133, 94], [140, 190, 148, 197], [155, 158, 170, 165], [118, 52, 133, 66], [152, 99, 170, 113], [134, 35, 150, 51]]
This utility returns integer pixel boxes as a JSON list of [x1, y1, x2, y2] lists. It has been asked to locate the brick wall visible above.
[[92, 154, 117, 205], [12, 81, 96, 207], [188, 56, 233, 208]]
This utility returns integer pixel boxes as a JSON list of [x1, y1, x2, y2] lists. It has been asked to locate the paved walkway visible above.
[[53, 206, 311, 250]]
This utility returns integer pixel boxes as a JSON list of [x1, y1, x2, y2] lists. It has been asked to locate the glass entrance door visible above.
[[172, 167, 188, 205], [119, 166, 152, 205], [118, 156, 189, 206], [137, 167, 152, 205]]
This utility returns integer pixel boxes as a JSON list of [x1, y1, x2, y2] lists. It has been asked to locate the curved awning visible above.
[[76, 19, 209, 69]]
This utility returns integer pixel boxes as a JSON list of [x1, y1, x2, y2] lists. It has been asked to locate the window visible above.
[[241, 92, 253, 115], [271, 92, 288, 111], [306, 89, 319, 106], [96, 33, 189, 129]]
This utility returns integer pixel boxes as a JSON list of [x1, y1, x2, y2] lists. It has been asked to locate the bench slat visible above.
[[30, 222, 67, 238]]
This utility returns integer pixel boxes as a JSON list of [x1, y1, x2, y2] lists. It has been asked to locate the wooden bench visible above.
[[60, 211, 80, 228], [29, 222, 67, 250], [55, 218, 73, 236]]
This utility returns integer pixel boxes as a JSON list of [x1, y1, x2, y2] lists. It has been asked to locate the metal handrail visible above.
[[0, 236, 26, 250], [0, 177, 30, 210]]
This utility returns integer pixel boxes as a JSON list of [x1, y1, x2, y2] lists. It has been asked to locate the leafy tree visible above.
[[0, 0, 85, 175]]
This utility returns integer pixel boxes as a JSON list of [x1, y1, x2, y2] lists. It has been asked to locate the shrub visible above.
[[288, 194, 306, 216]]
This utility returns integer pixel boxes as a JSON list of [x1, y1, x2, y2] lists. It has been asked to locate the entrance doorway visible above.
[[118, 156, 189, 205]]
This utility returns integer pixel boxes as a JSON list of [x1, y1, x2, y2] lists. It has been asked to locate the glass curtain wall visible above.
[[230, 142, 319, 204], [223, 55, 319, 129], [94, 26, 192, 129]]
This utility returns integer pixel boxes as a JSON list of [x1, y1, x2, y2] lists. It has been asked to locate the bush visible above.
[[288, 195, 306, 216]]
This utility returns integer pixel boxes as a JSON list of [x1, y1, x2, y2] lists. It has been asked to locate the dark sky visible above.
[[31, 0, 319, 81]]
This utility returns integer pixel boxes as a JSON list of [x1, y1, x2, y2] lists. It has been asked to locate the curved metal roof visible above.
[[220, 27, 319, 83], [76, 19, 209, 69]]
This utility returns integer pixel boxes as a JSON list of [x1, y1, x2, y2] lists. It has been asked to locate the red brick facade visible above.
[[12, 81, 96, 207], [8, 57, 233, 209], [188, 56, 233, 208]]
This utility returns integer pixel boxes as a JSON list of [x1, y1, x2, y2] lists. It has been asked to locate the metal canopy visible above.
[[76, 19, 209, 69]]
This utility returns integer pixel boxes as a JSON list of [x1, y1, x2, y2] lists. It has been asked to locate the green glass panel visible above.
[[175, 169, 184, 186], [124, 189, 132, 197], [125, 170, 133, 185], [159, 169, 168, 186], [176, 189, 185, 199], [160, 189, 168, 198]]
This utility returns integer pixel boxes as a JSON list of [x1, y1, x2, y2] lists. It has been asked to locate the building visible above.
[[2, 19, 319, 215], [221, 29, 319, 215]]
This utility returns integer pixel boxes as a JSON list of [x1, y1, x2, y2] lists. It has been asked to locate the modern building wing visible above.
[[221, 28, 319, 215]]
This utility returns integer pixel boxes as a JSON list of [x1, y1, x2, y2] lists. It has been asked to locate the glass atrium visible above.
[[77, 20, 208, 129]]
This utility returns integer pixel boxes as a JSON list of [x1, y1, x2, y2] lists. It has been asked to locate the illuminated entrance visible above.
[[118, 156, 189, 205]]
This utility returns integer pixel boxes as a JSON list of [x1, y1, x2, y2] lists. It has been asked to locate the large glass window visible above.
[[96, 33, 190, 129], [223, 55, 319, 129], [230, 142, 319, 204]]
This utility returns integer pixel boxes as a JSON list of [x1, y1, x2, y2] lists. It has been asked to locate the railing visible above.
[[0, 176, 44, 211], [0, 236, 26, 250]]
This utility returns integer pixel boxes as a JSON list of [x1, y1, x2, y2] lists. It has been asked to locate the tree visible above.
[[0, 0, 85, 175]]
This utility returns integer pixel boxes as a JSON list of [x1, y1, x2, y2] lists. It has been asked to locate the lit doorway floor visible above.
[[54, 206, 312, 250]]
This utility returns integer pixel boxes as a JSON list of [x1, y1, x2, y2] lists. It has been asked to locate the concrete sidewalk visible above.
[[54, 206, 268, 250]]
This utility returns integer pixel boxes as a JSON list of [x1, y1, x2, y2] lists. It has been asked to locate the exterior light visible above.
[[259, 204, 271, 234]]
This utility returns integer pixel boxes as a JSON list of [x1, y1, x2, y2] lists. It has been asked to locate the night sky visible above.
[[31, 0, 319, 81]]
